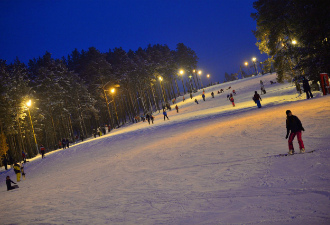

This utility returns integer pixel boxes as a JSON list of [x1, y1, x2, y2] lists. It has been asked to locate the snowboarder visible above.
[[195, 99, 199, 104], [40, 144, 46, 159], [302, 77, 313, 99], [175, 105, 179, 113], [202, 93, 205, 101], [6, 176, 19, 191], [285, 110, 305, 155], [13, 163, 21, 182], [253, 91, 262, 108], [211, 92, 214, 98], [163, 110, 169, 120], [229, 94, 235, 107]]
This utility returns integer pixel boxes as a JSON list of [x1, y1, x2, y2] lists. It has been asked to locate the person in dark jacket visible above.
[[202, 93, 206, 101], [195, 99, 199, 104], [285, 110, 305, 155], [2, 156, 8, 170], [6, 176, 19, 191], [146, 113, 151, 124], [253, 91, 262, 108], [302, 77, 313, 99]]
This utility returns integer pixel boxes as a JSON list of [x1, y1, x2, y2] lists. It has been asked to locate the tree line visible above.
[[0, 43, 199, 163], [252, 0, 330, 83]]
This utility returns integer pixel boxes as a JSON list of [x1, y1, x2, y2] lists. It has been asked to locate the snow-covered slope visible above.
[[1, 73, 329, 225]]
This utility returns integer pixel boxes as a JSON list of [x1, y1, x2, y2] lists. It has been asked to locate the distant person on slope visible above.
[[253, 91, 262, 108], [163, 110, 169, 120], [229, 94, 235, 107], [285, 110, 305, 155], [202, 93, 206, 101], [302, 77, 313, 99], [195, 99, 199, 104], [6, 176, 19, 191], [40, 144, 46, 159], [175, 105, 179, 113], [211, 92, 214, 98]]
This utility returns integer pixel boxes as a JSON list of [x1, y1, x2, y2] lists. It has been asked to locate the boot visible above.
[[289, 149, 294, 155], [300, 148, 305, 153]]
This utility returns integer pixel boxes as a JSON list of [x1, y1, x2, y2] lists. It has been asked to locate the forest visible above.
[[0, 43, 200, 162]]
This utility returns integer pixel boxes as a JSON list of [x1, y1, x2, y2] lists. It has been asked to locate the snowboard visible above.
[[277, 150, 315, 157]]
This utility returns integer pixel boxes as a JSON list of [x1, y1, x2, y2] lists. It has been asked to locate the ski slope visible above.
[[1, 73, 329, 225]]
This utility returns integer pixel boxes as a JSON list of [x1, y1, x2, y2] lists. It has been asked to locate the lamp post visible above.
[[103, 88, 113, 128], [207, 74, 211, 86], [198, 70, 204, 88], [158, 76, 166, 102], [193, 69, 201, 89], [252, 57, 258, 75], [110, 88, 119, 128], [26, 100, 38, 155], [179, 69, 186, 95]]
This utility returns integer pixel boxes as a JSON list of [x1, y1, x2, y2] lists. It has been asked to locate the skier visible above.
[[229, 94, 235, 107], [211, 92, 214, 98], [40, 144, 46, 159], [285, 110, 305, 155], [13, 163, 21, 182], [302, 77, 313, 99], [6, 176, 19, 191], [253, 91, 262, 108], [195, 99, 199, 104], [183, 96, 185, 102], [202, 93, 206, 101], [163, 110, 169, 120], [175, 105, 179, 113]]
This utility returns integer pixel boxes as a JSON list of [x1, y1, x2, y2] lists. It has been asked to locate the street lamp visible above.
[[110, 88, 119, 127], [292, 39, 297, 45], [198, 70, 204, 88], [252, 57, 258, 75], [207, 74, 211, 86], [178, 69, 186, 94], [26, 100, 38, 155], [158, 76, 166, 102]]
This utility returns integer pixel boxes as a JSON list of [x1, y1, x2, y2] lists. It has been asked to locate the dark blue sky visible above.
[[0, 0, 267, 82]]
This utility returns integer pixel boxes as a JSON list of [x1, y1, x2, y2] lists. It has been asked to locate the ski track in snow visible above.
[[0, 73, 330, 225]]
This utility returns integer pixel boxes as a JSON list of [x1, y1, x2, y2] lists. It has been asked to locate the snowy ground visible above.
[[1, 73, 329, 225]]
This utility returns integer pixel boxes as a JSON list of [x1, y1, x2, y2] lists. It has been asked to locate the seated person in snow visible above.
[[6, 176, 19, 191]]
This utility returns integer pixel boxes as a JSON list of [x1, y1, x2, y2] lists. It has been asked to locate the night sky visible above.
[[0, 0, 267, 82]]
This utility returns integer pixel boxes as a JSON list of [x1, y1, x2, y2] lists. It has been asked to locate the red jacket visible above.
[[40, 146, 45, 151]]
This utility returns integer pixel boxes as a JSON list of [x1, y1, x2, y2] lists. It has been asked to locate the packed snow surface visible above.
[[1, 73, 329, 224]]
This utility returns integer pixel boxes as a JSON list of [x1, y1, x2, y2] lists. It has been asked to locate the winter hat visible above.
[[286, 110, 292, 115]]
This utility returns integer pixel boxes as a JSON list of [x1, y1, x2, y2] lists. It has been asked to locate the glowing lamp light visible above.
[[27, 100, 32, 107], [245, 62, 248, 66], [252, 57, 257, 62], [158, 76, 163, 81], [292, 40, 297, 45], [207, 74, 210, 78], [179, 70, 184, 75], [110, 88, 115, 93], [198, 70, 202, 75]]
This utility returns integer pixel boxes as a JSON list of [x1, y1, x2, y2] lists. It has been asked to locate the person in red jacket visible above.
[[40, 144, 46, 159]]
